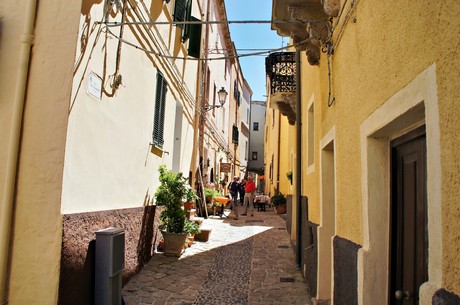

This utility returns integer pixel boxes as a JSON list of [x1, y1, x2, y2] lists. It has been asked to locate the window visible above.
[[153, 72, 167, 149], [187, 16, 201, 58], [252, 151, 258, 160], [245, 141, 248, 160], [232, 125, 239, 145], [253, 122, 259, 131]]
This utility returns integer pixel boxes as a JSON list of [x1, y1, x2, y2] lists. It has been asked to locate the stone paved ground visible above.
[[122, 206, 312, 305]]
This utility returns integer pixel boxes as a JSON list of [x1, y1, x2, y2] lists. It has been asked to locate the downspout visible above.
[[0, 0, 38, 302], [295, 47, 302, 266], [276, 111, 281, 194]]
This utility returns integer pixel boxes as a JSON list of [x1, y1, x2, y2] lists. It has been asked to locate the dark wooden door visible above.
[[390, 126, 427, 305]]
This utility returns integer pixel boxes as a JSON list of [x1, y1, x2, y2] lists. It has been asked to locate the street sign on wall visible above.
[[220, 163, 231, 173]]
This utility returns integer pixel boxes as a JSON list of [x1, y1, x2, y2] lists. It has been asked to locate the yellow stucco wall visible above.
[[1, 0, 82, 304], [279, 118, 293, 196], [299, 57, 323, 225], [313, 0, 460, 293]]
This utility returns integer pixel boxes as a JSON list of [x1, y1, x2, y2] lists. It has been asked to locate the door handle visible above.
[[395, 290, 410, 300]]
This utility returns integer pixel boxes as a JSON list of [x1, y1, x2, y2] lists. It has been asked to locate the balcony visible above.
[[265, 52, 296, 125], [271, 0, 336, 65]]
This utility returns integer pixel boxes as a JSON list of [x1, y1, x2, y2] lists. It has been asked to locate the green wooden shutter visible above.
[[181, 0, 193, 42], [232, 125, 239, 145], [187, 16, 201, 58], [173, 0, 186, 28], [153, 72, 167, 149]]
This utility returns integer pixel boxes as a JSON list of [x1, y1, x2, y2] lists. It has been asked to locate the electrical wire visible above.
[[104, 25, 310, 61], [101, 19, 328, 27]]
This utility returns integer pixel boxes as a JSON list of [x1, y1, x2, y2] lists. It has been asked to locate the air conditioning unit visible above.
[[95, 227, 125, 305]]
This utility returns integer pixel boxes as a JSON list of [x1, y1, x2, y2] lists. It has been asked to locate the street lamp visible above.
[[204, 87, 227, 112]]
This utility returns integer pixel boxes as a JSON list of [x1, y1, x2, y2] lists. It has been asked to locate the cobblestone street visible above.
[[122, 206, 312, 305]]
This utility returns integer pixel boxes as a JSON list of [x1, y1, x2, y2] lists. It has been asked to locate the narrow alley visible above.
[[122, 206, 311, 305]]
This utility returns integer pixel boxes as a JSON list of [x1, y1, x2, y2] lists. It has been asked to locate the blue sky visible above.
[[225, 0, 285, 101]]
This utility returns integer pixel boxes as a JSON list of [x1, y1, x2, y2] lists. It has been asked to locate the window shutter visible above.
[[181, 0, 193, 42], [153, 72, 167, 149], [187, 16, 201, 58], [173, 0, 186, 28], [232, 125, 239, 145]]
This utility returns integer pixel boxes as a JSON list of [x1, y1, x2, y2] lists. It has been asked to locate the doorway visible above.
[[318, 127, 336, 302], [389, 126, 427, 305], [359, 65, 442, 305]]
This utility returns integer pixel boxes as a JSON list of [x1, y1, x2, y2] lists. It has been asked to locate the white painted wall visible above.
[[62, 0, 198, 213]]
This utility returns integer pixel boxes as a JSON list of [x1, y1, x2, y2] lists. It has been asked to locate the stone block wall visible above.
[[58, 206, 161, 305]]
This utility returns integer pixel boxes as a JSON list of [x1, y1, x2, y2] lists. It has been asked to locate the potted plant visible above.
[[154, 165, 189, 257], [286, 171, 293, 184], [271, 193, 287, 214], [184, 219, 201, 247], [184, 186, 198, 210], [203, 188, 224, 215], [204, 187, 219, 203]]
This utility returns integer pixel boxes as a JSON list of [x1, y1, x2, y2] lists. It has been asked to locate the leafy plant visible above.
[[154, 165, 188, 234], [286, 171, 293, 181], [185, 186, 198, 203], [271, 193, 287, 207], [203, 187, 221, 198], [203, 187, 223, 203], [184, 220, 201, 235]]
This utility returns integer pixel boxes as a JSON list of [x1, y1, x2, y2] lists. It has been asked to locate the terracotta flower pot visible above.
[[186, 234, 195, 247], [275, 204, 287, 214], [184, 201, 194, 210], [161, 231, 188, 257]]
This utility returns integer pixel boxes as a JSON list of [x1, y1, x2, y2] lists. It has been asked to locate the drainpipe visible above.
[[276, 111, 281, 194], [0, 0, 38, 303], [295, 47, 302, 267]]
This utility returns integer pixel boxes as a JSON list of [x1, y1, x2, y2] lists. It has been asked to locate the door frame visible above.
[[358, 64, 442, 305]]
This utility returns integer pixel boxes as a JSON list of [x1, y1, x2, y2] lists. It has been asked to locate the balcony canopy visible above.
[[271, 0, 337, 65]]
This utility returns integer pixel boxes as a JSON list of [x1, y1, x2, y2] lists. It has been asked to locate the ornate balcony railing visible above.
[[265, 52, 296, 124], [265, 52, 296, 95]]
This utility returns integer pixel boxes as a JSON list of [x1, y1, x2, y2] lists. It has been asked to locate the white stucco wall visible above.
[[62, 0, 198, 213]]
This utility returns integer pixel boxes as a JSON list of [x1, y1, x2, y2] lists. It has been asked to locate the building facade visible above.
[[227, 58, 252, 180], [0, 0, 248, 304], [248, 100, 266, 176], [268, 0, 460, 304]]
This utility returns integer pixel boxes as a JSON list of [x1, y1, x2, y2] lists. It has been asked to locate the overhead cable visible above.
[[100, 19, 329, 27], [104, 25, 309, 61]]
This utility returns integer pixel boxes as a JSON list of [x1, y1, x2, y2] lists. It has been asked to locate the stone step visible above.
[[186, 209, 197, 220], [190, 216, 204, 227], [194, 227, 212, 242]]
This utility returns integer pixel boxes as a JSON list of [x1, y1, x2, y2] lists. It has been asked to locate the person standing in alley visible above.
[[242, 176, 256, 216], [239, 178, 246, 206], [228, 176, 240, 206]]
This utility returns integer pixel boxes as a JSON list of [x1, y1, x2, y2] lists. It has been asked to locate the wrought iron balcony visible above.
[[265, 52, 296, 125]]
